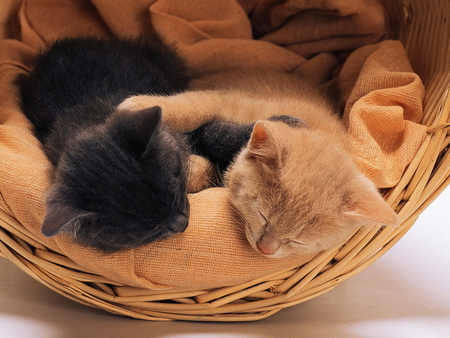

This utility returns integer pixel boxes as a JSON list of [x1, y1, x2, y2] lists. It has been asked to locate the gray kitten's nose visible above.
[[170, 213, 189, 233]]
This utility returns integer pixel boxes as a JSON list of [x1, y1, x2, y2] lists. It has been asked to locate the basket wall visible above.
[[0, 0, 449, 321]]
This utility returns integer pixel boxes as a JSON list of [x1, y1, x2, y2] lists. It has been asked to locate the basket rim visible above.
[[1, 0, 450, 321]]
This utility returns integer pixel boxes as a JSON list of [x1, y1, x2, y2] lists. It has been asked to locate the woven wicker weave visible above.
[[0, 0, 449, 321]]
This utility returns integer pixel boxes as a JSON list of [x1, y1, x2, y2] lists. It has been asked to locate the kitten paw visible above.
[[118, 94, 202, 132], [117, 95, 163, 112], [187, 155, 219, 193]]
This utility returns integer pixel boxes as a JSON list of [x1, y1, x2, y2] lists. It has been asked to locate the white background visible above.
[[1, 187, 449, 338]]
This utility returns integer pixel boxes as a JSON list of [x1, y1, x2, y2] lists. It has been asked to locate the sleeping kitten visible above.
[[118, 69, 399, 258], [17, 37, 193, 252]]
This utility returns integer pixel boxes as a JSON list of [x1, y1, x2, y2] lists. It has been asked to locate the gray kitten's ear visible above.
[[125, 106, 162, 146], [247, 121, 280, 166], [41, 202, 94, 237], [109, 106, 162, 154]]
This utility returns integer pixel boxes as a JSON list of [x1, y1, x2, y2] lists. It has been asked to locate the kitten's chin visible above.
[[249, 241, 305, 259], [259, 250, 291, 259], [255, 245, 320, 259]]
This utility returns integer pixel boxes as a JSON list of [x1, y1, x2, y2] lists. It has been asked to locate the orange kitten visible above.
[[118, 69, 398, 258]]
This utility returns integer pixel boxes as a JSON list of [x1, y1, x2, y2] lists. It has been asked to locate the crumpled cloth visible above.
[[0, 0, 426, 289]]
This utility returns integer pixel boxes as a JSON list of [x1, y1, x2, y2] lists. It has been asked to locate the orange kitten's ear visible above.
[[247, 121, 280, 166], [342, 175, 399, 227]]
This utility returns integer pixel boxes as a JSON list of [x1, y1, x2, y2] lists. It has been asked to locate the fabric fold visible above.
[[0, 0, 426, 289]]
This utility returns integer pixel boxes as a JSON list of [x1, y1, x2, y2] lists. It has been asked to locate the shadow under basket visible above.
[[1, 0, 449, 322]]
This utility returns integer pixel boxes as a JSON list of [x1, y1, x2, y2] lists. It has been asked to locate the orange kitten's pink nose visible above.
[[256, 236, 280, 256]]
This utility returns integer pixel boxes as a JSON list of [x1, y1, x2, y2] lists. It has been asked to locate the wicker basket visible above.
[[0, 0, 449, 322]]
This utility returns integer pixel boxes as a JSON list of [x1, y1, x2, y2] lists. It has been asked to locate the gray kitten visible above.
[[17, 37, 191, 252]]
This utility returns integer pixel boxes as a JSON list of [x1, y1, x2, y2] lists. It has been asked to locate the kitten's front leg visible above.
[[118, 93, 218, 132]]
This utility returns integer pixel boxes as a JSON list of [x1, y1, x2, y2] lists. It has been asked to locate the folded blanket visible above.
[[0, 0, 427, 290]]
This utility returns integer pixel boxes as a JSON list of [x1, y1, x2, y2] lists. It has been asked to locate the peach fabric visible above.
[[0, 0, 426, 290], [340, 41, 426, 187]]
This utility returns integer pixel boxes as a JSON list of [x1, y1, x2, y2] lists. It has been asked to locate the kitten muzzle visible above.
[[256, 234, 281, 256], [169, 213, 189, 233]]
